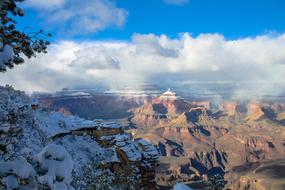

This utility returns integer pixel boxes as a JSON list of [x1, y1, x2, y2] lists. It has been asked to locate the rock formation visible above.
[[246, 101, 265, 121], [130, 91, 285, 188], [220, 101, 239, 116]]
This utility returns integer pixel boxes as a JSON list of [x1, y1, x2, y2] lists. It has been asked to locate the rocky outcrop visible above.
[[55, 124, 161, 189], [170, 112, 190, 126], [137, 139, 160, 190], [231, 176, 267, 190], [246, 101, 265, 121], [131, 101, 167, 128], [215, 124, 285, 167], [191, 101, 211, 110], [152, 98, 192, 118], [220, 101, 239, 116]]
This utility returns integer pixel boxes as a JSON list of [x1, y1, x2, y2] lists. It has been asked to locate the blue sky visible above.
[[18, 0, 285, 41], [116, 0, 285, 39]]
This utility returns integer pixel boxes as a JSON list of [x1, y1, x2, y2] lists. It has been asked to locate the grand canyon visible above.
[[35, 87, 285, 190], [2, 1, 285, 189]]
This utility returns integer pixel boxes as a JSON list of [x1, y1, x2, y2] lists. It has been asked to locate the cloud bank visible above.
[[1, 33, 285, 97], [25, 0, 128, 34]]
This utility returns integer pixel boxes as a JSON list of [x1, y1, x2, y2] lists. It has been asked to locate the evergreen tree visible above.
[[0, 0, 50, 72]]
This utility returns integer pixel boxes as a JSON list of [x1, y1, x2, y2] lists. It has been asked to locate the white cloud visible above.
[[25, 0, 66, 9], [1, 33, 285, 97], [25, 0, 128, 34], [164, 0, 189, 5]]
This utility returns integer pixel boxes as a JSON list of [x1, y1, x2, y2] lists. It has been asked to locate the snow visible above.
[[55, 135, 120, 172], [136, 139, 160, 159], [0, 123, 10, 133], [162, 88, 176, 96], [69, 92, 91, 96], [34, 111, 122, 138], [0, 156, 36, 179], [159, 88, 178, 100], [173, 183, 193, 190], [34, 144, 73, 190], [6, 175, 19, 190], [0, 157, 36, 190], [98, 120, 123, 129], [115, 133, 131, 142], [115, 134, 142, 162], [117, 143, 142, 162], [0, 43, 13, 71], [34, 111, 94, 137]]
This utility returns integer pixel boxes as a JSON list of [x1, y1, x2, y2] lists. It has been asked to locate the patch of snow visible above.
[[34, 144, 73, 190], [0, 156, 36, 179], [116, 142, 141, 162], [55, 135, 119, 171], [115, 133, 131, 142], [136, 139, 160, 159], [69, 92, 91, 96], [34, 110, 122, 138], [0, 43, 13, 71]]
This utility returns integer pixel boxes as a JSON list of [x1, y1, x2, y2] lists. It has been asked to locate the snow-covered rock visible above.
[[0, 145, 73, 190], [0, 156, 35, 179], [34, 144, 73, 190], [136, 139, 160, 190], [0, 157, 36, 189]]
